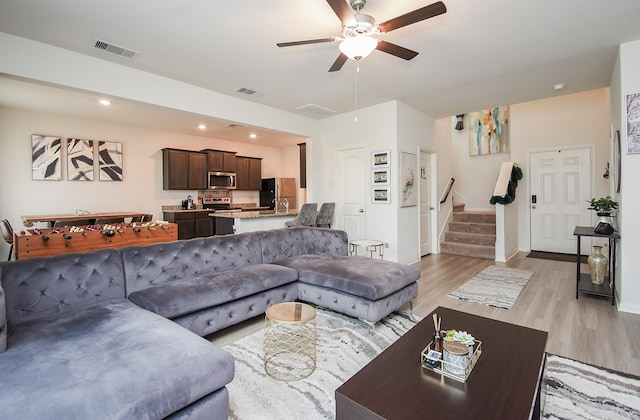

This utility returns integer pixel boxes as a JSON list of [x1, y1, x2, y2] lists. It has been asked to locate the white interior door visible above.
[[337, 148, 366, 241], [530, 148, 592, 254], [419, 151, 432, 256]]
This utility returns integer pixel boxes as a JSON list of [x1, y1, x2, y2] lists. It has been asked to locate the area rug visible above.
[[543, 354, 640, 419], [448, 265, 534, 309], [528, 251, 587, 264], [222, 309, 419, 420]]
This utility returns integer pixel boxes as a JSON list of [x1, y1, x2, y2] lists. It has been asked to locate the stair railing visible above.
[[439, 177, 455, 204]]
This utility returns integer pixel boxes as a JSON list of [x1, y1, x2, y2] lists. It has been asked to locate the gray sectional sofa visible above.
[[0, 227, 420, 419]]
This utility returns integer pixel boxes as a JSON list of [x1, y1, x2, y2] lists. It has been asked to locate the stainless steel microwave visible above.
[[208, 171, 236, 189]]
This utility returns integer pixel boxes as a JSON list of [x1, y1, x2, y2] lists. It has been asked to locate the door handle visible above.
[[359, 209, 364, 213], [532, 205, 537, 209]]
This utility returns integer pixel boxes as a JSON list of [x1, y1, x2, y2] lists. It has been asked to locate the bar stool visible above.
[[1, 219, 14, 261]]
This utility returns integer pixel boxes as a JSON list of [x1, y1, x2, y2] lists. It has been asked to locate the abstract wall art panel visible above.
[[98, 141, 123, 181], [469, 106, 510, 156], [31, 134, 62, 180], [67, 138, 94, 181], [400, 151, 417, 207]]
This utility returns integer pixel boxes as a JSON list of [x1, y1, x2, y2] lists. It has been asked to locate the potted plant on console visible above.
[[587, 195, 618, 232]]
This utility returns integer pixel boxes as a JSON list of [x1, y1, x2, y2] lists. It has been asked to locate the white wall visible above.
[[615, 39, 640, 313], [314, 101, 433, 264], [510, 89, 611, 252], [0, 106, 295, 256], [433, 117, 455, 244]]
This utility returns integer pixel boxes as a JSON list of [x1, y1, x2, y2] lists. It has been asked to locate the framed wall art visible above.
[[371, 150, 390, 168], [372, 186, 390, 204], [67, 138, 94, 181], [31, 134, 62, 180], [372, 168, 390, 185], [626, 92, 640, 154], [469, 106, 509, 156], [400, 151, 417, 207], [98, 141, 123, 181]]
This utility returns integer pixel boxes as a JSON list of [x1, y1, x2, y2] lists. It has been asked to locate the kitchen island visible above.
[[212, 209, 299, 234]]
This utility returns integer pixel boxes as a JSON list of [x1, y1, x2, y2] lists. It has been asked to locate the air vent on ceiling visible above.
[[92, 38, 139, 59], [296, 104, 337, 119], [236, 87, 263, 97]]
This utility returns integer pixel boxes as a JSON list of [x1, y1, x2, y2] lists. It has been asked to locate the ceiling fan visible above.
[[277, 0, 447, 72]]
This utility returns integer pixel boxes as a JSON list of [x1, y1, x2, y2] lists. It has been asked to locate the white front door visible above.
[[420, 150, 432, 256], [530, 147, 592, 254], [337, 148, 366, 241]]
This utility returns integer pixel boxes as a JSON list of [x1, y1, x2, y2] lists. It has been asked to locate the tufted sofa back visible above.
[[121, 232, 263, 294], [0, 248, 125, 334], [256, 227, 348, 264]]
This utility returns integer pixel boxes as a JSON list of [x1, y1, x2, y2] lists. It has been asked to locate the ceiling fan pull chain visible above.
[[354, 62, 359, 123]]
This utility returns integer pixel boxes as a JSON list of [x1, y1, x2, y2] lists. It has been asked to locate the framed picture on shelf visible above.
[[372, 186, 390, 204], [372, 168, 390, 185], [372, 150, 390, 168]]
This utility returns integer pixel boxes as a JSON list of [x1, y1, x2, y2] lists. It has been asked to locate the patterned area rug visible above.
[[543, 354, 640, 419], [223, 309, 419, 420], [448, 265, 534, 309]]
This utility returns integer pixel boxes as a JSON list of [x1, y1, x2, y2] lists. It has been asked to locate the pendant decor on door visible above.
[[468, 106, 509, 156]]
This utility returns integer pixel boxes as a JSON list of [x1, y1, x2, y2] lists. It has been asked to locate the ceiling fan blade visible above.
[[277, 37, 337, 47], [376, 40, 419, 60], [326, 0, 354, 24], [378, 1, 447, 33], [329, 53, 348, 72]]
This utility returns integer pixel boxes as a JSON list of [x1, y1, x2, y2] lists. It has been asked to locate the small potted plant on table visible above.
[[587, 196, 618, 229]]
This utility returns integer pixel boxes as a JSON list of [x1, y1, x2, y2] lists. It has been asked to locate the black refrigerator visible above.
[[260, 178, 297, 210]]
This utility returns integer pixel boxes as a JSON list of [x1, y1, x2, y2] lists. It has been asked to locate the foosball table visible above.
[[13, 221, 177, 260]]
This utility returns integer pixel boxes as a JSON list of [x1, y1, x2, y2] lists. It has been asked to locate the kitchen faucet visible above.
[[272, 198, 289, 213]]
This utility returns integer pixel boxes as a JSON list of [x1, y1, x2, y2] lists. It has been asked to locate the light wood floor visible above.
[[209, 252, 640, 376]]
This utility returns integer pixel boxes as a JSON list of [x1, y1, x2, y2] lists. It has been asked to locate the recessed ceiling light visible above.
[[249, 133, 257, 139], [198, 124, 206, 130], [552, 83, 566, 91], [98, 99, 111, 106]]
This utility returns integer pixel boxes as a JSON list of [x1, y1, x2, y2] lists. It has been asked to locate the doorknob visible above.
[[430, 207, 435, 210], [532, 205, 537, 209], [359, 209, 364, 213]]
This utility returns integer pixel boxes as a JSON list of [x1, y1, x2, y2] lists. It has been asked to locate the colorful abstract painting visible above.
[[67, 138, 94, 181], [31, 134, 62, 180], [469, 106, 510, 156], [98, 141, 123, 181]]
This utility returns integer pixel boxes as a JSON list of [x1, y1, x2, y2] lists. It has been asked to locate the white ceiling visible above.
[[1, 0, 640, 146]]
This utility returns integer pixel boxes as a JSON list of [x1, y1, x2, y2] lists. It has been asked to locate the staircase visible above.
[[440, 203, 496, 260]]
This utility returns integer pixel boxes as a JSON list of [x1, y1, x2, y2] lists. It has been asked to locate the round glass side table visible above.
[[349, 239, 385, 259], [263, 302, 317, 381]]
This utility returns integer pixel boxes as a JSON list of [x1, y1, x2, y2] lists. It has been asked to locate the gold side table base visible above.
[[263, 302, 317, 382]]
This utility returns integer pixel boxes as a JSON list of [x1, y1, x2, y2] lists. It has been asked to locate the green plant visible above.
[[587, 196, 618, 214]]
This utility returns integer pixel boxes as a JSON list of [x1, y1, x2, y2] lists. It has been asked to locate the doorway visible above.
[[419, 150, 435, 256], [529, 147, 592, 254], [336, 147, 367, 241]]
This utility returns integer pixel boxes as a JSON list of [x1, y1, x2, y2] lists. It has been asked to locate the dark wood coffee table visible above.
[[336, 307, 548, 419]]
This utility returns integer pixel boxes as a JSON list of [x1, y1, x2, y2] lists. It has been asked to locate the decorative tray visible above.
[[420, 339, 482, 382]]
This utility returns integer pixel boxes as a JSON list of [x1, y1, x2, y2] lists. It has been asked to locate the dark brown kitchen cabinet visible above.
[[235, 156, 262, 190], [204, 150, 236, 172], [248, 157, 262, 190], [235, 156, 249, 190], [163, 211, 213, 240], [162, 148, 207, 190]]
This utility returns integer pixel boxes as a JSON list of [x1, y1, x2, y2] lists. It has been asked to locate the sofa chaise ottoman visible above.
[[0, 248, 234, 420]]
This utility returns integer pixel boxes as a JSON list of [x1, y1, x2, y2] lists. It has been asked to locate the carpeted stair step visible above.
[[452, 211, 495, 224], [440, 241, 495, 260], [445, 231, 496, 246], [449, 221, 496, 235], [453, 203, 465, 213]]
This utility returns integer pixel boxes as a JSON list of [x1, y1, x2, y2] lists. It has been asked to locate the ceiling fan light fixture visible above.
[[339, 36, 378, 60]]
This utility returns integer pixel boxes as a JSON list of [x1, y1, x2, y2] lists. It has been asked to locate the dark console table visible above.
[[573, 226, 620, 305]]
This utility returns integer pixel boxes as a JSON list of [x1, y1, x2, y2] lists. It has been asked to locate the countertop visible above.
[[162, 204, 270, 213], [211, 210, 299, 219]]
